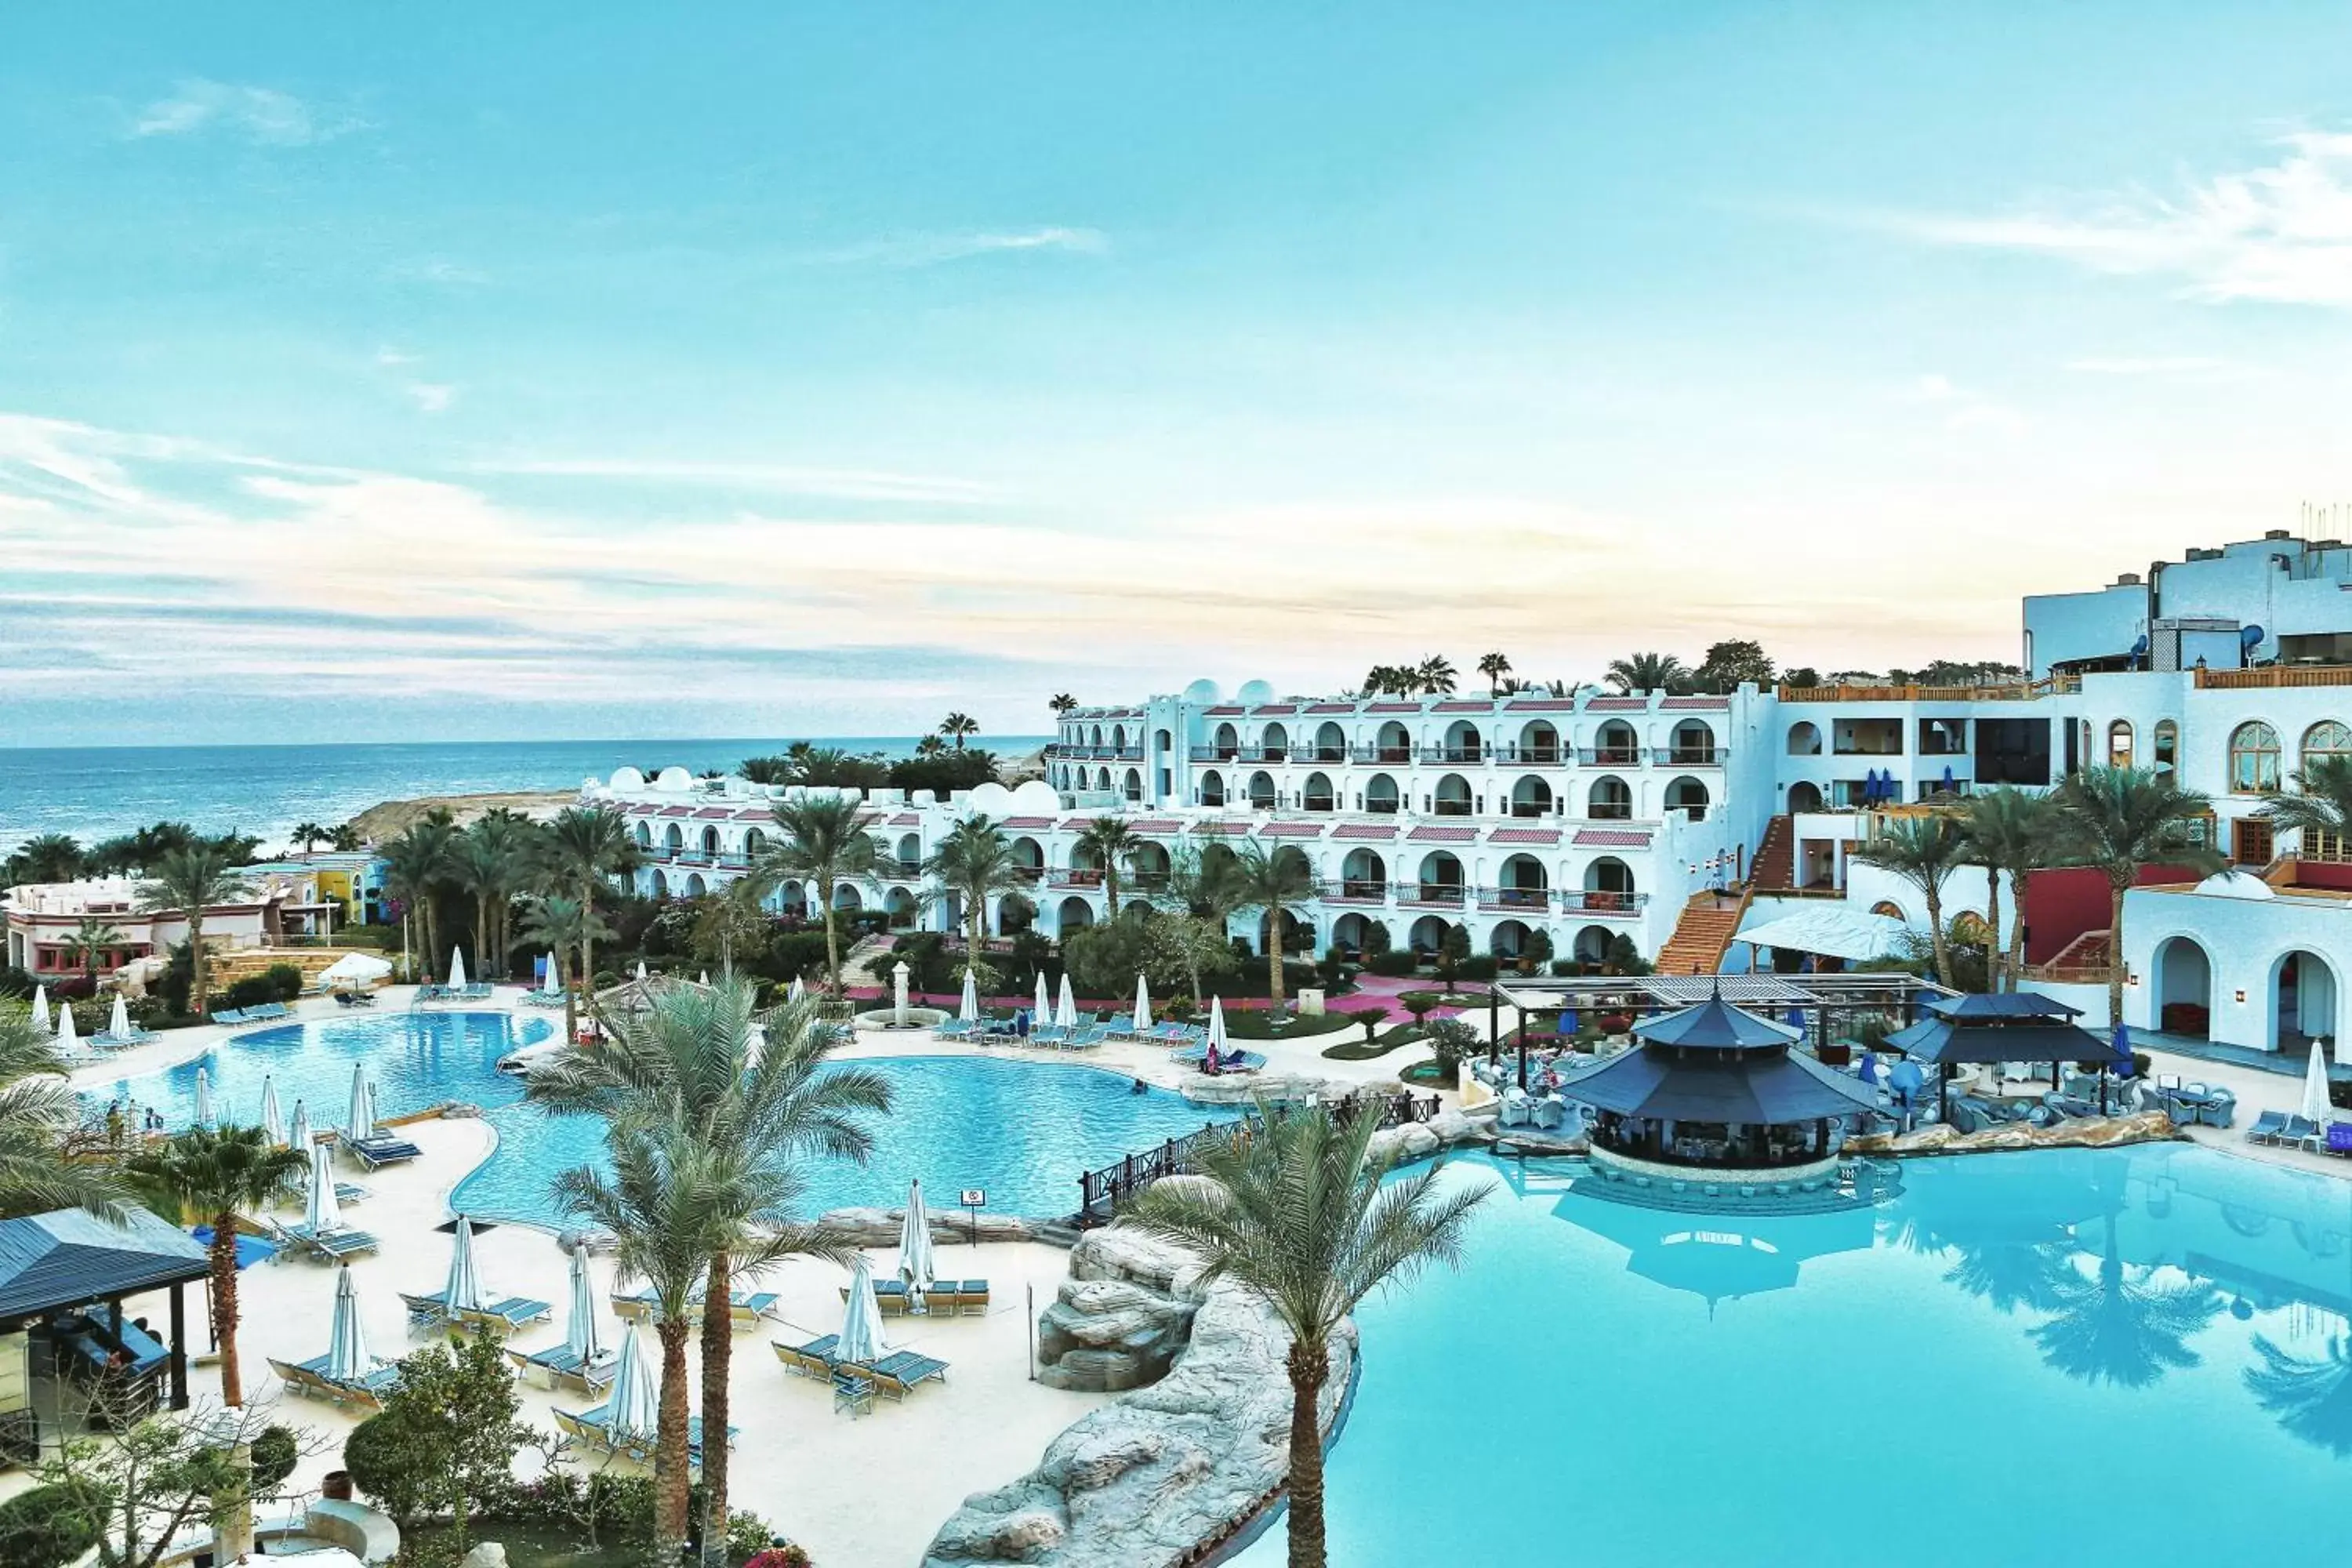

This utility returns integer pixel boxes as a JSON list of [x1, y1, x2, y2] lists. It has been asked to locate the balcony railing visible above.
[[1653, 747, 1726, 767], [1432, 800, 1475, 817], [1055, 745, 1145, 761], [1420, 746, 1487, 764], [1331, 880, 1388, 902], [1477, 886, 1551, 911], [1492, 743, 1567, 765], [1559, 889, 1647, 914], [1396, 883, 1466, 906], [1577, 747, 1645, 768], [1350, 745, 1417, 765]]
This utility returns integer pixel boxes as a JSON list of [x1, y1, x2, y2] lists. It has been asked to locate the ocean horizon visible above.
[[0, 735, 1053, 851]]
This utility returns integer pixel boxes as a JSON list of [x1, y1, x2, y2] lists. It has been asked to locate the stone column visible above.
[[893, 960, 910, 1027]]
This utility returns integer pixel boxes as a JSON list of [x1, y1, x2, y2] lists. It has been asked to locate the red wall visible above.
[[2021, 865, 2191, 964], [2293, 860, 2352, 891]]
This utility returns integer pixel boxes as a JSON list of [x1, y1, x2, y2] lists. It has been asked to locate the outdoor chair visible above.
[[772, 1335, 841, 1378], [509, 1343, 618, 1395], [347, 1134, 423, 1171], [2247, 1110, 2289, 1144], [844, 1349, 947, 1399], [455, 1297, 554, 1336], [833, 1370, 876, 1416]]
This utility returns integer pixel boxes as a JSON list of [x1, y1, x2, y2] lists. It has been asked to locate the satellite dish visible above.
[[2241, 624, 2265, 650]]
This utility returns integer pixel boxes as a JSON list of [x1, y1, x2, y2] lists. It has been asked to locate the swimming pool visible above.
[[86, 1013, 1238, 1226], [1236, 1142, 2352, 1566]]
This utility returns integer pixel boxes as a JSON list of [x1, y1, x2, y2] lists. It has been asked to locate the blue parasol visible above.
[[1889, 1058, 1925, 1104], [1940, 764, 1956, 793], [1858, 1050, 1880, 1084], [2110, 1021, 2134, 1075]]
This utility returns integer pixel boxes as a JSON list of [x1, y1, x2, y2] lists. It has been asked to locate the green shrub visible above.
[[1365, 950, 1419, 978], [0, 1482, 105, 1568], [1549, 959, 1583, 977], [250, 1423, 300, 1494], [1457, 955, 1499, 983], [1422, 1018, 1481, 1080], [345, 1412, 435, 1528]]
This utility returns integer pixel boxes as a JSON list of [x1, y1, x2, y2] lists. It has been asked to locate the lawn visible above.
[[1320, 1024, 1429, 1061], [1218, 1007, 1357, 1041]]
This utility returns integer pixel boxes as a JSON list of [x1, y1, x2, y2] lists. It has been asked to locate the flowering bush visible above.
[[746, 1546, 811, 1568]]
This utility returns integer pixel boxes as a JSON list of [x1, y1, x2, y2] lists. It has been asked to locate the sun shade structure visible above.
[[0, 1206, 208, 1409], [1733, 908, 1911, 964], [898, 1180, 936, 1313], [325, 1263, 373, 1382], [1555, 984, 1878, 1170], [319, 951, 392, 987], [838, 1253, 891, 1366], [260, 1075, 283, 1146], [564, 1247, 604, 1365], [1882, 990, 2114, 1115]]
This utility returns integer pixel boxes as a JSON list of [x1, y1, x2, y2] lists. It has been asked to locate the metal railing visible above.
[[1074, 1091, 1441, 1225], [1557, 889, 1647, 914], [1653, 747, 1726, 767], [1577, 747, 1646, 768]]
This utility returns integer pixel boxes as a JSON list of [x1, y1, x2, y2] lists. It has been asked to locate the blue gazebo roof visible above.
[[1632, 991, 1803, 1051], [1926, 991, 2084, 1022], [0, 1207, 209, 1324]]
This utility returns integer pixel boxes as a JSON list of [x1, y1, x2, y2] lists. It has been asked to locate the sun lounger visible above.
[[463, 983, 494, 1000], [457, 1296, 554, 1335], [270, 1220, 379, 1262], [844, 1349, 948, 1399], [728, 1292, 779, 1329], [2247, 1109, 2289, 1144], [558, 1406, 729, 1471], [212, 1009, 248, 1024], [833, 1370, 876, 1416], [772, 1335, 842, 1378], [932, 1020, 977, 1040], [347, 1134, 423, 1171], [401, 1290, 452, 1327], [611, 1288, 666, 1323], [850, 1279, 913, 1316], [273, 1353, 398, 1410], [944, 1279, 990, 1316], [509, 1343, 619, 1394]]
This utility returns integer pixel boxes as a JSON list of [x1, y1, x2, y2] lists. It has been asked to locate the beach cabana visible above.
[[0, 1206, 210, 1412], [1883, 992, 2112, 1116]]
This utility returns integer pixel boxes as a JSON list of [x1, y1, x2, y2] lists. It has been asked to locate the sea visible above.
[[0, 735, 1052, 851]]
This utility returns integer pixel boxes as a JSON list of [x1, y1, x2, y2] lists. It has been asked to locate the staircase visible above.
[[1749, 815, 1796, 894], [2031, 928, 2114, 984], [1654, 889, 1751, 976]]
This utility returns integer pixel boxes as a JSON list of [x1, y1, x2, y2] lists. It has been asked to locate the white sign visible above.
[[960, 1189, 986, 1208]]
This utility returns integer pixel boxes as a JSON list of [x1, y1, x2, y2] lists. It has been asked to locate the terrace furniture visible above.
[[268, 1220, 379, 1262], [2328, 1122, 2352, 1156], [401, 1290, 552, 1334], [611, 1287, 776, 1327], [833, 1371, 877, 1417], [347, 1134, 423, 1171], [554, 1406, 728, 1472], [2196, 1088, 2238, 1128], [2247, 1110, 2290, 1144], [212, 1009, 248, 1024], [942, 1279, 990, 1316], [509, 1341, 619, 1394], [851, 1279, 913, 1316], [2281, 1116, 2325, 1152], [269, 1353, 398, 1410], [772, 1335, 842, 1378], [463, 983, 494, 1000], [932, 1021, 977, 1040], [844, 1349, 948, 1400]]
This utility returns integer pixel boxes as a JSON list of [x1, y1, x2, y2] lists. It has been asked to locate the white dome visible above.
[[2194, 870, 2275, 901], [655, 766, 694, 791], [966, 782, 1014, 817], [1183, 678, 1222, 705], [608, 766, 645, 790], [1236, 678, 1276, 706], [1010, 779, 1062, 814]]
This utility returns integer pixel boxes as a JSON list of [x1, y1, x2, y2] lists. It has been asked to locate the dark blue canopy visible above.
[[1633, 993, 1802, 1051], [1556, 1044, 1881, 1123], [1926, 991, 2083, 1021]]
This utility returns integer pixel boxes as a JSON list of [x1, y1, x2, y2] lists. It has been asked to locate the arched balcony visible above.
[[1439, 720, 1483, 764], [1247, 771, 1277, 810], [1200, 770, 1226, 808], [1363, 773, 1401, 814], [1303, 771, 1337, 811], [1668, 719, 1717, 765], [1516, 720, 1561, 764], [1415, 851, 1465, 904], [1590, 721, 1641, 768], [1491, 854, 1548, 911], [1664, 775, 1710, 820], [1588, 776, 1633, 820], [1312, 721, 1348, 762], [1261, 722, 1290, 763], [1581, 856, 1636, 913], [1341, 848, 1388, 900], [1509, 775, 1554, 818], [1432, 774, 1474, 817], [1368, 720, 1413, 764]]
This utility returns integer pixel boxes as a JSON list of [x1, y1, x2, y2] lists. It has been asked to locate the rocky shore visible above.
[[346, 789, 576, 840]]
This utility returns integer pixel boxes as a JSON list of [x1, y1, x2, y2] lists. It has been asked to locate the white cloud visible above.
[[805, 227, 1109, 267], [469, 456, 997, 504], [129, 79, 366, 147], [404, 383, 455, 415], [1889, 131, 2352, 307]]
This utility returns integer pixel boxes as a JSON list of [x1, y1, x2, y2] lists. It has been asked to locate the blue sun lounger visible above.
[[271, 1220, 379, 1262], [508, 1342, 618, 1395], [844, 1348, 949, 1399], [347, 1134, 423, 1171]]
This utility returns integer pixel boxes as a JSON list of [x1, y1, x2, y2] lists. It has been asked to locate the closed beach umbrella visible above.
[[325, 1265, 372, 1382], [1034, 973, 1051, 1022], [699, 970, 710, 987], [108, 995, 132, 1040], [959, 970, 979, 1024], [2303, 1040, 2334, 1123], [55, 1005, 77, 1051], [898, 1181, 936, 1312], [346, 1065, 376, 1142], [604, 1324, 660, 1442], [306, 1139, 343, 1233], [260, 1076, 283, 1146], [1858, 1051, 1879, 1085], [1889, 1058, 1926, 1106], [1132, 975, 1152, 1033], [2111, 1022, 2134, 1076], [565, 1248, 605, 1365], [635, 960, 648, 984], [194, 1068, 216, 1131], [445, 1216, 485, 1313], [1055, 975, 1078, 1031], [289, 1099, 311, 1152], [838, 1254, 891, 1366], [789, 975, 805, 1004], [1207, 996, 1228, 1054], [30, 986, 48, 1036], [448, 946, 468, 989]]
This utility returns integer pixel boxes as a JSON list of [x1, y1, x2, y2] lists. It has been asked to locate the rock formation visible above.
[[815, 1205, 1038, 1246], [1847, 1109, 2181, 1156]]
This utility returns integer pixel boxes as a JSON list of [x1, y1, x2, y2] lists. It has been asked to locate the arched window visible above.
[[1111, 724, 1126, 750], [1303, 771, 1335, 811], [1374, 721, 1411, 763], [1363, 773, 1400, 814], [1584, 857, 1635, 909], [1595, 721, 1639, 767], [1260, 723, 1289, 762], [1518, 720, 1560, 764], [1200, 770, 1225, 808], [1123, 768, 1142, 802], [1247, 770, 1277, 810], [633, 822, 652, 848], [2107, 720, 2133, 768], [1669, 720, 1715, 764], [2230, 721, 2282, 793], [1432, 774, 1473, 816], [2303, 720, 2352, 771], [2153, 720, 2178, 781], [1154, 728, 1172, 755], [1664, 776, 1709, 818], [1213, 722, 1239, 759], [1509, 775, 1553, 818], [1443, 720, 1482, 762], [1312, 721, 1347, 761], [1870, 899, 1907, 921], [744, 827, 767, 858], [1341, 848, 1387, 897], [1588, 776, 1632, 820], [1417, 851, 1464, 897], [1787, 721, 1822, 757], [1090, 724, 1103, 747]]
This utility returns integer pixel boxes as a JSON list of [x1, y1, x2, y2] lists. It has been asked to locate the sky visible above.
[[4, 2, 2352, 745]]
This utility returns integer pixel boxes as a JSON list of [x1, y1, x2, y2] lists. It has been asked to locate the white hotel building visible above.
[[586, 529, 2352, 1058]]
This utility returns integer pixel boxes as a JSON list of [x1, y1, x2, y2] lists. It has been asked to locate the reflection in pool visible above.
[[1236, 1143, 2352, 1566], [85, 1013, 1239, 1226]]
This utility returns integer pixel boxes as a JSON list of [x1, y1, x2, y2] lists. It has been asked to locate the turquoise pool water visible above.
[[1236, 1144, 2352, 1567], [85, 1013, 1236, 1226]]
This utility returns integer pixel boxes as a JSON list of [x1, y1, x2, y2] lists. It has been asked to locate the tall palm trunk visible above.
[[189, 913, 210, 1014], [560, 949, 579, 1043], [1105, 866, 1121, 920], [1981, 866, 2004, 993], [819, 874, 841, 994], [654, 1319, 694, 1557], [209, 1214, 244, 1404], [699, 1250, 734, 1563], [2005, 869, 2031, 993], [1922, 883, 1952, 987], [1266, 913, 1286, 1015], [577, 878, 597, 988], [2107, 878, 2129, 1028], [1284, 1338, 1330, 1568]]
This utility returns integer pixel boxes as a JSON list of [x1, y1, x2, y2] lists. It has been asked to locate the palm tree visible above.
[[11, 833, 85, 883], [539, 805, 641, 986], [915, 735, 946, 757], [1849, 815, 1968, 986], [755, 796, 877, 994], [2030, 1214, 2221, 1388], [1475, 652, 1512, 696], [288, 822, 332, 854], [125, 1126, 305, 1406], [738, 755, 792, 786], [921, 817, 1027, 968], [2053, 765, 2224, 1027], [379, 820, 457, 983], [1154, 844, 1245, 1004], [527, 982, 891, 1561], [0, 1004, 128, 1220], [1074, 818, 1142, 919], [137, 846, 252, 1017], [1413, 655, 1458, 696], [1605, 652, 1688, 695], [2245, 1331, 2352, 1457], [1226, 842, 1317, 1018], [1960, 788, 2064, 990], [450, 822, 522, 982], [939, 713, 980, 750], [2258, 753, 2352, 858], [64, 917, 125, 993], [518, 895, 612, 1043], [1049, 694, 1079, 719], [1127, 1100, 1489, 1568], [553, 1118, 728, 1558]]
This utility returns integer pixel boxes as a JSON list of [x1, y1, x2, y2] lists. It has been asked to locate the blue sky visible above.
[[5, 3, 2351, 744]]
